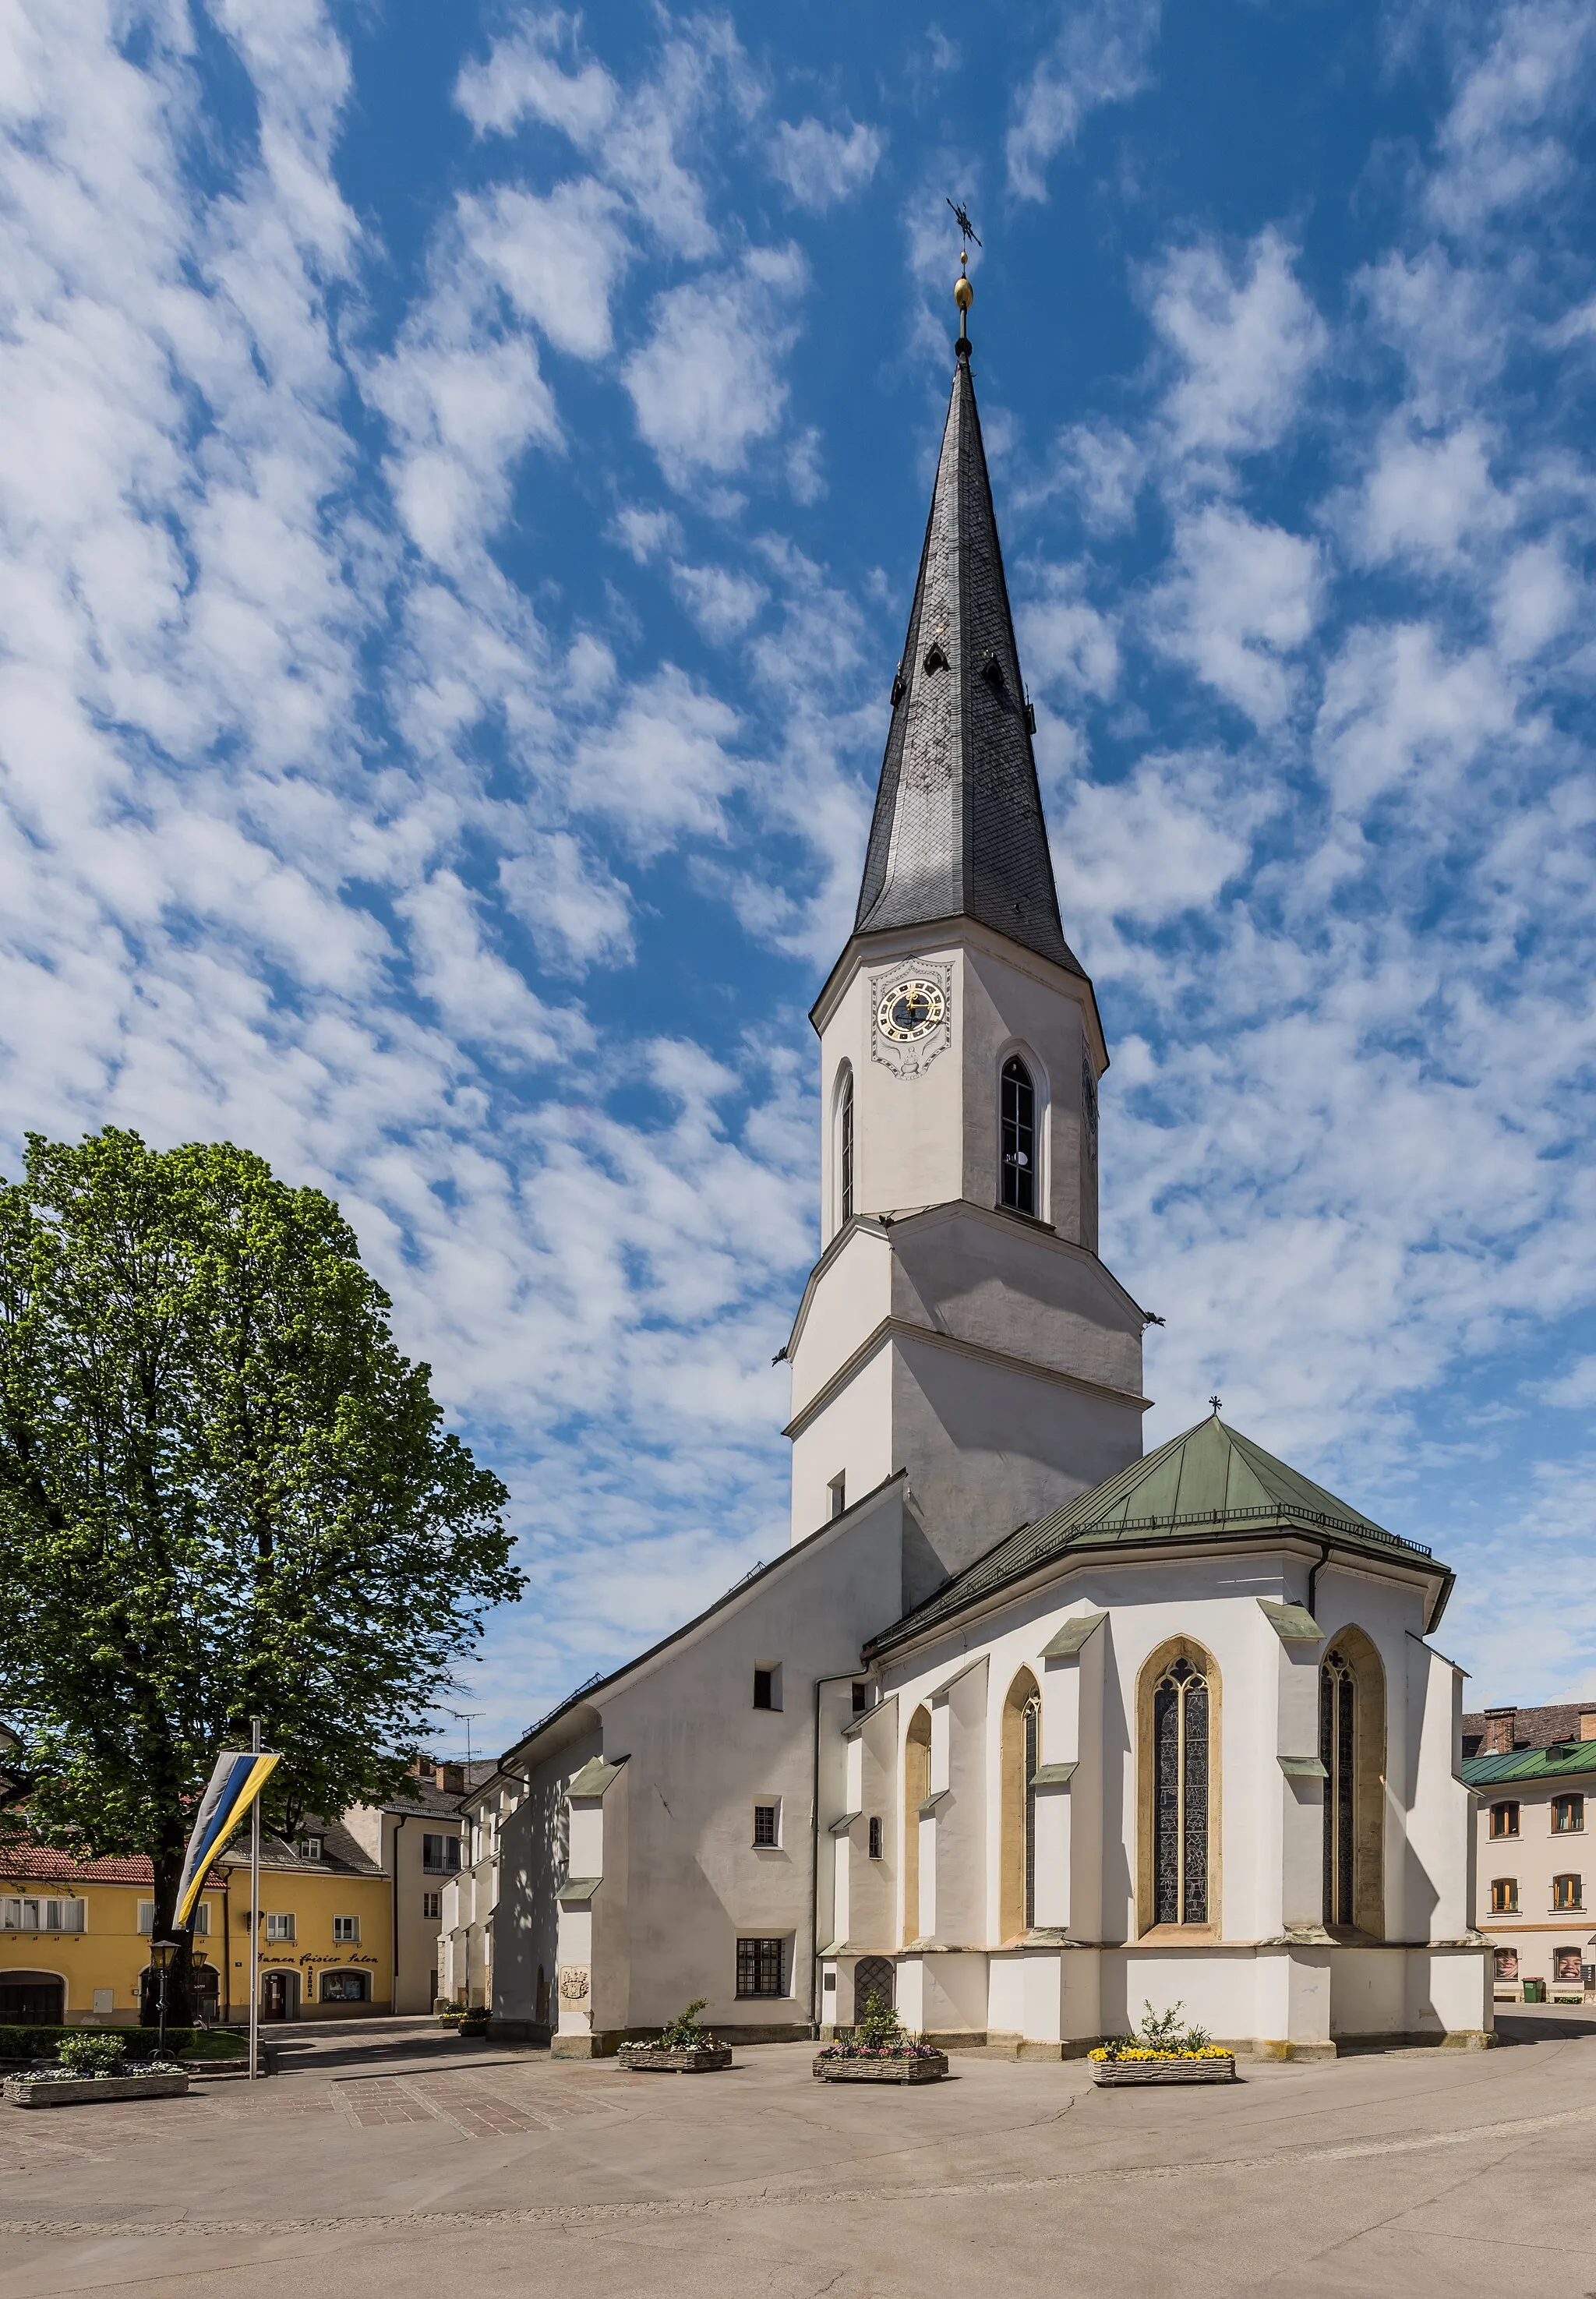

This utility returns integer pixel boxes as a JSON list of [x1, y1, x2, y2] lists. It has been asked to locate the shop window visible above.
[[320, 1970, 369, 2004]]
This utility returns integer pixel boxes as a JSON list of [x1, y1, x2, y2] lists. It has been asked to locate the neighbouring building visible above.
[[463, 285, 1491, 2064], [218, 1819, 393, 2022], [0, 1841, 228, 2027], [344, 1763, 472, 2015], [434, 1760, 507, 2015], [1462, 1700, 1596, 2002]]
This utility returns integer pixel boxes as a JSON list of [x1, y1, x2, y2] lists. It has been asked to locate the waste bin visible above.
[[1523, 1978, 1546, 2003]]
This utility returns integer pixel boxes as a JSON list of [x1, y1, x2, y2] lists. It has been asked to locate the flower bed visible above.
[[814, 1992, 946, 2082], [1090, 2001, 1237, 2085], [8, 2066, 188, 2109], [617, 1999, 732, 2073]]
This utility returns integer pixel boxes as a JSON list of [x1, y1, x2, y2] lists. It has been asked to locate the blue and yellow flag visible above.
[[173, 1749, 281, 1931]]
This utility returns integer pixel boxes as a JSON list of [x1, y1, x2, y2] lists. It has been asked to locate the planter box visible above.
[[7, 2072, 189, 2109], [617, 2045, 733, 2073], [1092, 2054, 1236, 2087], [814, 2053, 948, 2084]]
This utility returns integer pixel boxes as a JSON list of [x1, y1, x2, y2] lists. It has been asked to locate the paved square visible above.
[[2, 2013, 1594, 2297]]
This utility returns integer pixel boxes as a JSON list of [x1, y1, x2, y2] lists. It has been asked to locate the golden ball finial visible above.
[[954, 268, 973, 315]]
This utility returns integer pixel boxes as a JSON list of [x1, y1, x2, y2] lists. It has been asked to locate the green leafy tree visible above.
[[0, 1128, 521, 2022]]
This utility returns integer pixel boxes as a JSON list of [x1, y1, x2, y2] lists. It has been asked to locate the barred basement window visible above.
[[1321, 1648, 1356, 1926], [1552, 1873, 1582, 1910], [1000, 1057, 1037, 1216], [1490, 1877, 1518, 1914], [1489, 1801, 1520, 1838], [1552, 1795, 1584, 1833], [867, 1816, 883, 1859], [753, 1803, 779, 1848], [736, 1937, 785, 1997], [1153, 1656, 1209, 1926]]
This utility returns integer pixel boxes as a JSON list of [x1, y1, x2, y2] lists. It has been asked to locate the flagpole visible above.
[[249, 1718, 262, 2082]]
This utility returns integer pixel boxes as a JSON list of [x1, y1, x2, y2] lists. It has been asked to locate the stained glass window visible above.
[[1023, 1696, 1040, 1929], [1321, 1650, 1356, 1926], [1153, 1657, 1209, 1926], [839, 1067, 854, 1224]]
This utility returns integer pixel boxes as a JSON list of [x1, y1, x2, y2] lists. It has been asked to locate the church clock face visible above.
[[876, 979, 947, 1044]]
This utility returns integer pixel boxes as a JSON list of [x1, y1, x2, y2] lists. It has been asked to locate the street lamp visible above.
[[149, 1937, 181, 2059]]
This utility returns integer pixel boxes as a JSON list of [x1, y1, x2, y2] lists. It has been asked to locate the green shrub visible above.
[[57, 2031, 128, 2075], [657, 1999, 712, 2050], [0, 2024, 245, 2062], [854, 1993, 906, 2052]]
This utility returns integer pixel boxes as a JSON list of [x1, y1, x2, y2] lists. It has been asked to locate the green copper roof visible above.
[[1462, 1745, 1596, 1787], [866, 1411, 1442, 1658]]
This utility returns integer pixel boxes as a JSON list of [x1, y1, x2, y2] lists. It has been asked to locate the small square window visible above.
[[1490, 1878, 1518, 1914], [423, 1833, 461, 1873], [823, 1969, 837, 1992], [1552, 1794, 1584, 1834], [422, 1891, 442, 1921], [753, 1665, 782, 1711], [300, 1835, 323, 1863], [1489, 1802, 1520, 1838], [867, 1816, 883, 1859], [1552, 1873, 1582, 1910], [265, 1912, 296, 1942], [754, 1802, 779, 1848], [852, 1681, 869, 1715], [736, 1937, 786, 1997], [333, 1915, 359, 1944]]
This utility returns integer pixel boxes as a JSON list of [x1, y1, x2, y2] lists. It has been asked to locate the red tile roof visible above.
[[1, 1842, 226, 1889]]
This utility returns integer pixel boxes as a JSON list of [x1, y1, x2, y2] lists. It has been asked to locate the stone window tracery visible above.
[[1321, 1648, 1357, 1927], [1153, 1657, 1209, 1926]]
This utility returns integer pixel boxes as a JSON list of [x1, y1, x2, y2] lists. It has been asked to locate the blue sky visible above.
[[2, 1, 1594, 1755]]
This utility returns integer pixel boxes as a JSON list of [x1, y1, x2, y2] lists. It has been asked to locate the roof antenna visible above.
[[947, 197, 980, 348]]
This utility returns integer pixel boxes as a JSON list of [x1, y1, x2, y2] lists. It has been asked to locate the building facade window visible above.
[[265, 1912, 296, 1942], [828, 1473, 847, 1520], [1000, 1056, 1037, 1216], [1489, 1801, 1520, 1838], [853, 1954, 894, 2018], [1493, 1947, 1518, 1981], [753, 1666, 782, 1711], [753, 1802, 779, 1848], [736, 1937, 786, 1997], [1552, 1794, 1584, 1833], [1153, 1655, 1210, 1926], [422, 1891, 442, 1921], [1491, 1878, 1518, 1913], [139, 1901, 209, 1936], [902, 1706, 932, 1944], [867, 1815, 883, 1859], [422, 1834, 461, 1873], [2, 1896, 84, 1933], [837, 1065, 854, 1227], [852, 1680, 869, 1715], [300, 1835, 323, 1863], [1553, 1946, 1584, 1984], [1552, 1873, 1582, 1910], [333, 1915, 360, 1944]]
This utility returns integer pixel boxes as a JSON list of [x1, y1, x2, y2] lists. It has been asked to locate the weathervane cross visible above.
[[1209, 1394, 1223, 1415], [947, 196, 981, 253]]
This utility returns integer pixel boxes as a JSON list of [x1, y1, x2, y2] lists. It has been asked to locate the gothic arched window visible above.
[[1023, 1693, 1040, 1930], [1152, 1655, 1210, 1927], [1321, 1647, 1356, 1927], [1001, 1056, 1037, 1216], [836, 1065, 854, 1228], [902, 1706, 931, 1945], [1000, 1669, 1041, 1941]]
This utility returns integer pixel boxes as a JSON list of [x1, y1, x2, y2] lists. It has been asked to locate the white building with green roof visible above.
[[475, 298, 1491, 2064]]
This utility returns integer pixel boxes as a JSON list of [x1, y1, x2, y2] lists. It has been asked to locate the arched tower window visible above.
[[1136, 1637, 1220, 1933], [1000, 1669, 1042, 1941], [902, 1706, 931, 1945], [1318, 1630, 1386, 1937], [1000, 1056, 1036, 1216], [837, 1065, 854, 1226]]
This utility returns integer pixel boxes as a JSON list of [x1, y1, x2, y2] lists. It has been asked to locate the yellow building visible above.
[[2, 1819, 394, 2027], [1, 1843, 228, 2027], [218, 1820, 394, 2022]]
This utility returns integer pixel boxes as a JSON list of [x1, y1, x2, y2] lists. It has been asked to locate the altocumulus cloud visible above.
[[1, 0, 1594, 1746]]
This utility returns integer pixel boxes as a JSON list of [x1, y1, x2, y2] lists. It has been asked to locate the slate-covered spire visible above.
[[854, 336, 1083, 978]]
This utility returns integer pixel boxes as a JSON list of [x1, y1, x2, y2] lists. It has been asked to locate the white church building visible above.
[[442, 309, 1492, 2064]]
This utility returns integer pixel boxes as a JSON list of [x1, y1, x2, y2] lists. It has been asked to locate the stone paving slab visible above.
[[0, 2015, 1593, 2295]]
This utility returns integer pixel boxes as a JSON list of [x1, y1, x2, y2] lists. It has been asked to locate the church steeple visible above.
[[854, 335, 1084, 980]]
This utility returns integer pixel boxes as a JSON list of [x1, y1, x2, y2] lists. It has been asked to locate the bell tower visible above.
[[785, 264, 1149, 1603]]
